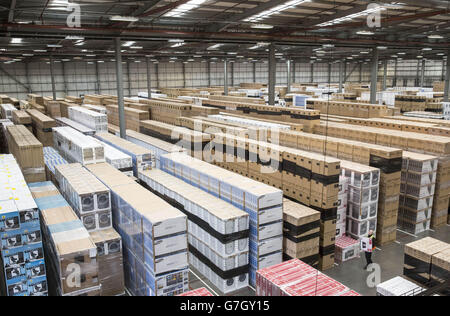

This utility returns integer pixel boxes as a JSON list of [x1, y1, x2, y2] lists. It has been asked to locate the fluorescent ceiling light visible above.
[[356, 30, 375, 35], [107, 50, 115, 53], [437, 53, 445, 56], [122, 41, 136, 47], [168, 39, 184, 43], [75, 41, 85, 46], [62, 59, 70, 62], [397, 52, 406, 55], [65, 35, 84, 40], [244, 0, 310, 23], [428, 34, 444, 39], [164, 0, 207, 18], [86, 54, 96, 57], [250, 24, 273, 29], [11, 38, 22, 44], [110, 16, 139, 22], [377, 46, 388, 50], [193, 55, 202, 58], [22, 54, 34, 57], [422, 48, 432, 51], [47, 44, 63, 48], [49, 0, 70, 11], [170, 43, 185, 48], [34, 50, 47, 53], [227, 52, 237, 55], [207, 44, 223, 50], [130, 46, 143, 49]]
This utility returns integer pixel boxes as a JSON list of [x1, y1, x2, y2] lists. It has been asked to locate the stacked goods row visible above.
[[336, 176, 348, 239], [139, 169, 250, 294], [55, 163, 112, 232], [201, 99, 320, 132], [106, 104, 149, 132], [27, 94, 44, 108], [176, 116, 249, 137], [68, 106, 108, 133], [54, 117, 96, 136], [395, 95, 427, 113], [85, 163, 189, 296], [338, 117, 450, 138], [433, 81, 445, 92], [88, 137, 133, 176], [207, 114, 294, 132], [178, 287, 214, 296], [26, 109, 56, 146], [0, 95, 19, 105], [84, 95, 114, 106], [316, 121, 450, 229], [58, 101, 77, 118], [332, 93, 357, 101], [28, 181, 100, 296], [282, 199, 320, 268], [42, 97, 61, 118], [160, 152, 283, 287], [5, 125, 46, 183], [120, 129, 186, 168], [404, 237, 450, 295], [81, 104, 107, 114], [43, 146, 68, 185], [0, 104, 16, 120], [0, 119, 13, 153], [376, 276, 425, 296], [94, 132, 154, 176], [256, 259, 360, 296], [340, 161, 380, 240], [12, 111, 32, 132], [0, 155, 48, 296], [65, 96, 82, 104], [399, 152, 438, 234], [53, 127, 105, 165], [139, 120, 211, 157], [139, 99, 192, 125], [208, 95, 266, 105], [89, 228, 125, 296], [306, 99, 388, 118], [334, 236, 360, 264]]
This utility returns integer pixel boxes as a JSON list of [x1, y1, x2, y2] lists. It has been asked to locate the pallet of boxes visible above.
[[404, 237, 450, 296], [26, 109, 56, 147]]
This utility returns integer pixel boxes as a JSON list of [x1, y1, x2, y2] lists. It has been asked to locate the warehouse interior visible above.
[[1, 0, 450, 297]]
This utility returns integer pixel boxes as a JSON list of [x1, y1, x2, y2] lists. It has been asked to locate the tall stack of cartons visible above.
[[12, 111, 32, 132], [282, 198, 320, 268], [54, 117, 96, 136], [26, 109, 56, 146], [53, 127, 105, 165], [28, 181, 100, 296], [399, 152, 438, 234], [42, 97, 61, 118], [89, 228, 125, 296], [55, 163, 112, 232], [432, 157, 450, 228], [0, 155, 48, 296], [341, 161, 380, 240], [106, 104, 149, 132], [0, 119, 13, 153], [0, 104, 17, 120], [88, 137, 133, 176], [404, 237, 450, 287], [336, 176, 349, 238], [5, 125, 46, 183], [139, 169, 250, 294], [94, 132, 154, 176], [43, 146, 68, 185], [430, 248, 450, 295], [85, 163, 189, 296], [139, 99, 192, 125], [160, 153, 283, 287], [68, 106, 108, 133]]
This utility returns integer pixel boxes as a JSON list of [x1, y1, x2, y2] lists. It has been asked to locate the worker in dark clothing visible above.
[[364, 230, 376, 270]]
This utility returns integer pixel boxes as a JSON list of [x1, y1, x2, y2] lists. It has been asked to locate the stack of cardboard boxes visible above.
[[26, 109, 56, 146], [395, 95, 427, 113], [399, 152, 438, 234], [68, 106, 108, 133], [5, 125, 46, 183], [106, 104, 149, 132], [29, 181, 100, 296], [0, 155, 48, 296], [12, 111, 32, 132], [307, 99, 387, 118]]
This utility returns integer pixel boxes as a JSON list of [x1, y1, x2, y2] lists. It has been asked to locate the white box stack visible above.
[[88, 137, 133, 176], [55, 163, 112, 232], [336, 176, 348, 239], [139, 169, 250, 294], [81, 104, 107, 114], [53, 126, 105, 165], [341, 161, 380, 239], [399, 152, 438, 234], [160, 152, 283, 287], [442, 102, 450, 120], [0, 119, 13, 153], [55, 117, 96, 136], [68, 106, 108, 133], [0, 104, 16, 120], [376, 276, 425, 296], [43, 146, 68, 183]]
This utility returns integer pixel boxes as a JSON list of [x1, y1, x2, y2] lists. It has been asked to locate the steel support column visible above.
[[127, 62, 132, 97], [359, 63, 363, 83], [370, 48, 379, 104], [421, 59, 426, 88], [252, 62, 256, 83], [292, 62, 296, 84], [416, 60, 421, 87], [207, 61, 211, 87], [155, 63, 160, 89], [49, 56, 57, 100], [230, 62, 234, 88], [286, 60, 292, 94], [393, 59, 398, 87], [310, 63, 314, 83], [95, 61, 100, 94], [114, 37, 126, 139], [224, 60, 228, 96], [146, 58, 152, 99], [182, 62, 186, 88], [338, 61, 343, 93], [268, 44, 276, 105], [61, 61, 68, 96], [442, 59, 446, 82], [327, 63, 331, 84], [383, 59, 388, 91]]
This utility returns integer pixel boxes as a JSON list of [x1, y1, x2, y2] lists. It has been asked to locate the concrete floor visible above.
[[188, 224, 450, 296]]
